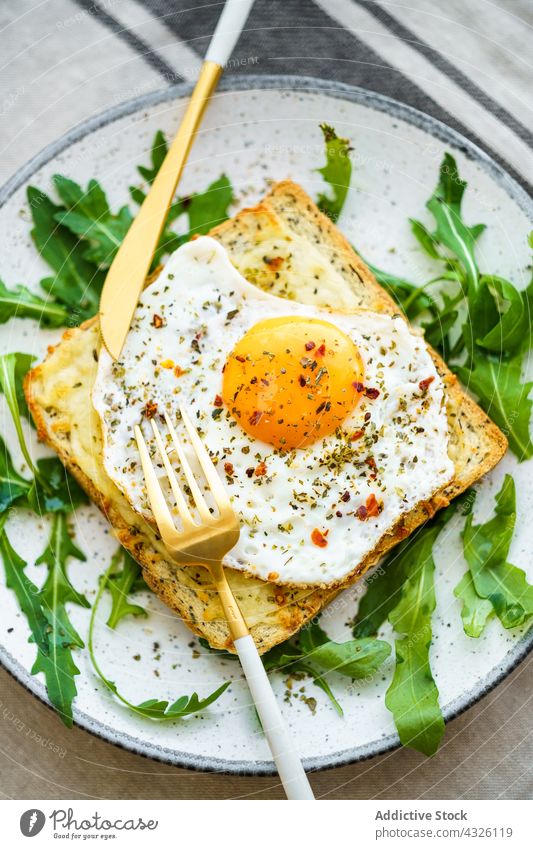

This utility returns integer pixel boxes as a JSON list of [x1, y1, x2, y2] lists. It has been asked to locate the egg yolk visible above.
[[222, 316, 364, 449]]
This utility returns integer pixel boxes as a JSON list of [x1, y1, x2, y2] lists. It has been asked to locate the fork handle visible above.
[[234, 635, 315, 800]]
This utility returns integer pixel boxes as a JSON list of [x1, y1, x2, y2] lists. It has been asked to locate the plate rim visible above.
[[0, 73, 532, 777]]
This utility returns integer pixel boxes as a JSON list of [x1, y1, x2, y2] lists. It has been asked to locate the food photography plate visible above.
[[0, 75, 531, 775]]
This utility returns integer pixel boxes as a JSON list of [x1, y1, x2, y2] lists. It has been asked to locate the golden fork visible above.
[[134, 406, 314, 800]]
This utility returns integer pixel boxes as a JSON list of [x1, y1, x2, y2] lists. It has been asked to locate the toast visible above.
[[25, 181, 507, 653]]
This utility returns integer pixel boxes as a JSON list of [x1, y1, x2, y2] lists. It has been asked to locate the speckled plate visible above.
[[0, 76, 531, 774]]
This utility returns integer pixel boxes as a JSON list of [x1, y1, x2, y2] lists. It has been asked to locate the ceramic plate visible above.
[[0, 76, 531, 774]]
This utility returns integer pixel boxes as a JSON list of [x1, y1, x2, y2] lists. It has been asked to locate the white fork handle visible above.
[[205, 0, 255, 67], [234, 635, 315, 800]]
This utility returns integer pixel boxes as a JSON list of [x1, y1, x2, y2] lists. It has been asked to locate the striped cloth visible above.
[[1, 0, 531, 192]]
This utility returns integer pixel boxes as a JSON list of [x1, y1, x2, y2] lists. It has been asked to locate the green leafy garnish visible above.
[[136, 129, 168, 186], [33, 512, 89, 726], [88, 556, 229, 721], [454, 572, 494, 638], [372, 153, 532, 461], [384, 515, 449, 756], [459, 476, 533, 630], [0, 436, 31, 514], [26, 457, 88, 515], [455, 354, 533, 460], [53, 175, 133, 269], [0, 517, 50, 656], [299, 620, 390, 679], [131, 131, 234, 266], [105, 547, 147, 629], [0, 513, 88, 726], [0, 352, 38, 475], [316, 123, 352, 221], [411, 153, 485, 293], [28, 186, 104, 322], [201, 619, 390, 718], [0, 279, 69, 327]]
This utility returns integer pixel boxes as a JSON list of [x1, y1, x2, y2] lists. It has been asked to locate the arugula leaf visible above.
[[363, 259, 437, 320], [475, 275, 531, 353], [0, 351, 88, 512], [417, 153, 485, 293], [131, 131, 234, 267], [0, 351, 35, 420], [26, 457, 88, 515], [299, 620, 391, 678], [352, 539, 415, 638], [0, 519, 85, 727], [0, 279, 69, 327], [262, 639, 345, 717], [316, 123, 352, 222], [461, 476, 533, 629], [409, 218, 443, 260], [0, 353, 38, 475], [0, 436, 31, 513], [88, 557, 229, 721], [454, 572, 494, 638], [33, 512, 89, 726], [0, 520, 50, 655], [28, 186, 104, 320], [105, 548, 147, 629], [184, 175, 234, 235], [455, 354, 533, 460], [385, 519, 445, 756], [54, 175, 133, 269], [137, 129, 168, 185]]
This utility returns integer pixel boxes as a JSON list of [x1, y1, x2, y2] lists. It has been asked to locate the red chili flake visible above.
[[316, 401, 326, 413], [174, 365, 186, 378], [235, 354, 246, 363], [305, 341, 316, 351], [341, 490, 351, 502], [366, 493, 381, 518], [152, 314, 165, 328], [355, 505, 368, 521], [351, 430, 364, 441], [224, 462, 234, 476], [250, 376, 258, 384], [419, 376, 435, 392], [298, 374, 307, 387], [255, 461, 267, 477], [352, 381, 365, 393], [214, 394, 223, 407], [316, 343, 326, 356], [246, 467, 254, 478], [364, 412, 371, 422], [336, 511, 343, 518], [264, 256, 284, 270], [365, 387, 380, 400], [143, 400, 158, 419], [249, 410, 263, 426], [311, 528, 328, 548]]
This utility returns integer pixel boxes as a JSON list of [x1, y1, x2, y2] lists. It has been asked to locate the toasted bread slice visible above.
[[25, 181, 507, 652]]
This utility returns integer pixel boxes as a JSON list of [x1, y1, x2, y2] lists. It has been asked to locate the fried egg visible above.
[[93, 236, 454, 587]]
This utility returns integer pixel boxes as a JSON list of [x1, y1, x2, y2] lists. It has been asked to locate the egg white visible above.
[[93, 236, 454, 587]]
